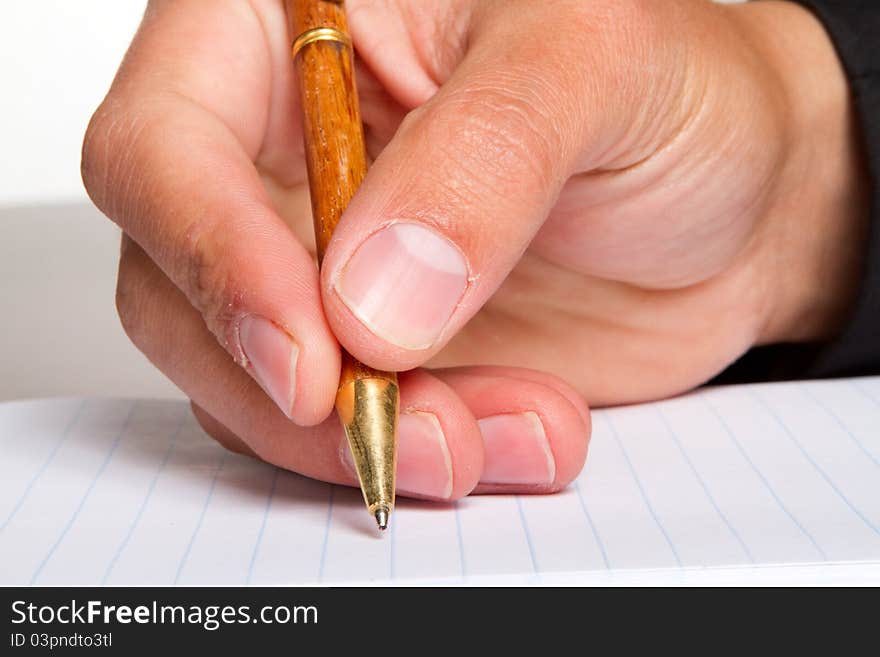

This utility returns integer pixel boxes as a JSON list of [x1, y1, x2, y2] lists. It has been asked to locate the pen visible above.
[[284, 0, 399, 531]]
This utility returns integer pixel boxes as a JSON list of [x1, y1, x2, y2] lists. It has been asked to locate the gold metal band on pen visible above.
[[292, 27, 351, 58]]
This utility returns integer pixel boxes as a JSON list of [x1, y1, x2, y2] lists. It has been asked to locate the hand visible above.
[[81, 0, 867, 501]]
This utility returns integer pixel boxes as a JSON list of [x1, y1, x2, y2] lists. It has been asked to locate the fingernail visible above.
[[238, 315, 299, 418], [334, 223, 468, 350], [478, 412, 555, 485], [341, 411, 453, 499]]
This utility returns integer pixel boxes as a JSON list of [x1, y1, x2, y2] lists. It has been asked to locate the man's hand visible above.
[[81, 0, 867, 501]]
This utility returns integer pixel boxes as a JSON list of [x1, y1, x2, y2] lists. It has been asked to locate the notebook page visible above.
[[1, 377, 878, 586]]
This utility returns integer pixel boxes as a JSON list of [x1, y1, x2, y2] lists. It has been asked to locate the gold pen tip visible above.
[[374, 507, 389, 531]]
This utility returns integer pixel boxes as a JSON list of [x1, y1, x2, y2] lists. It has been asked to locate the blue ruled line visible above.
[[516, 497, 539, 574], [1, 399, 87, 533], [603, 414, 683, 567], [173, 450, 227, 585], [245, 466, 280, 585], [703, 396, 827, 561], [803, 385, 880, 470], [102, 406, 187, 584], [574, 479, 610, 570], [317, 485, 335, 583], [655, 405, 755, 564], [751, 390, 880, 537], [851, 379, 880, 407], [454, 503, 467, 579], [31, 401, 136, 585]]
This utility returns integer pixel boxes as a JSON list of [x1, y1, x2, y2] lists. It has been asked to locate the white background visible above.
[[0, 0, 743, 208], [1, 2, 147, 207]]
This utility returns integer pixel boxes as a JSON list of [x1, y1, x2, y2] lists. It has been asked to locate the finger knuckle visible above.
[[81, 98, 153, 227], [81, 104, 114, 210], [85, 98, 239, 346], [423, 81, 563, 201]]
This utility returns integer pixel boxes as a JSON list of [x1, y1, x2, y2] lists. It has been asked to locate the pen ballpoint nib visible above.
[[336, 373, 397, 535], [374, 508, 389, 531]]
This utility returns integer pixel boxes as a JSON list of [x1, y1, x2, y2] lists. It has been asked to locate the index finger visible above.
[[81, 0, 339, 424]]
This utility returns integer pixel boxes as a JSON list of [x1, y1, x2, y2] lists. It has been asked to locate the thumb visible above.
[[320, 1, 648, 371]]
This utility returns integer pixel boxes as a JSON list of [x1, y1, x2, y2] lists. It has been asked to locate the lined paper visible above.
[[1, 377, 879, 585]]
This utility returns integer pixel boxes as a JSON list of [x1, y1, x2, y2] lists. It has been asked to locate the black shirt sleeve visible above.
[[715, 0, 880, 383]]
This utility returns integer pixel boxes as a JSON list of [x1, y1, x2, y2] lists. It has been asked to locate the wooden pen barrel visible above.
[[288, 0, 361, 264], [288, 1, 396, 388]]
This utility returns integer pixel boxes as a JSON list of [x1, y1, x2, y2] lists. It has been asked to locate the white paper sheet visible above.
[[2, 377, 879, 586]]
